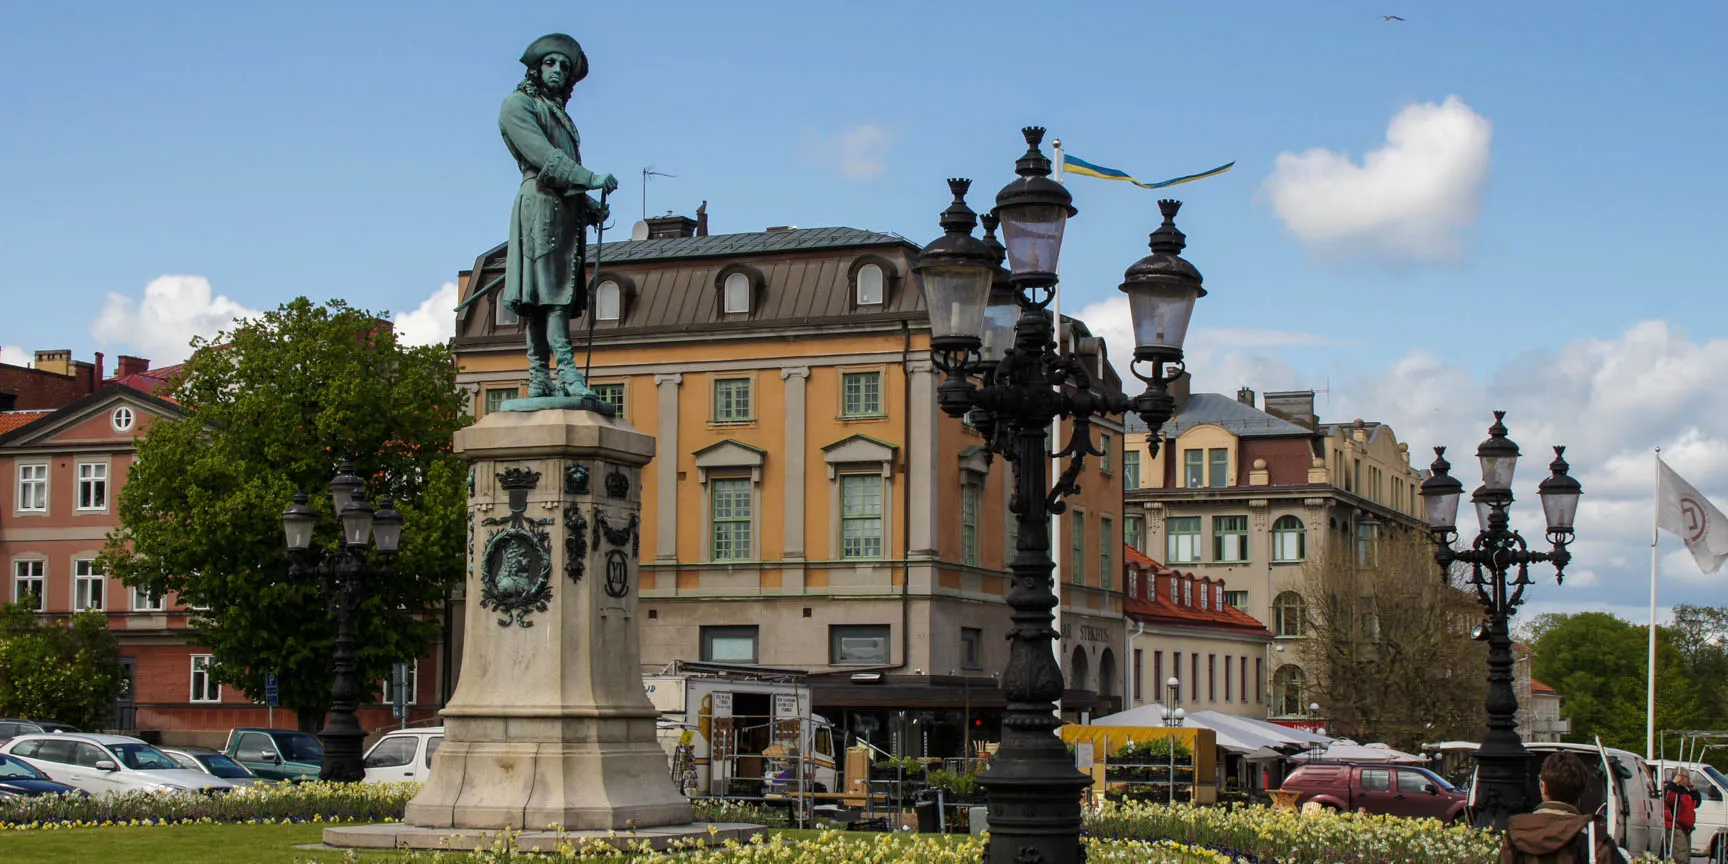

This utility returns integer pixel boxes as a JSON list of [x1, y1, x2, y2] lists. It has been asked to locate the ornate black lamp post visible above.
[[280, 459, 405, 782], [1419, 412, 1582, 829], [914, 127, 1207, 864]]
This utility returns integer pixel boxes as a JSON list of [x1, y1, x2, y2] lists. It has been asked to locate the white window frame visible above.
[[595, 279, 622, 321], [712, 377, 754, 423], [190, 655, 221, 703], [12, 559, 46, 611], [855, 263, 884, 306], [73, 559, 105, 611], [111, 406, 135, 432], [76, 461, 109, 512], [132, 584, 165, 612], [723, 272, 751, 314], [16, 463, 47, 513]]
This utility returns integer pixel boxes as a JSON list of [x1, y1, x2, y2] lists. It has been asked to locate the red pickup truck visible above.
[[1280, 763, 1468, 822]]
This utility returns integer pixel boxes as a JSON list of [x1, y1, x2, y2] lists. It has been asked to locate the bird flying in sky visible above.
[[1381, 14, 1406, 21]]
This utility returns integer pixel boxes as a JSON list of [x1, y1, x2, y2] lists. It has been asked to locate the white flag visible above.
[[1657, 459, 1728, 574]]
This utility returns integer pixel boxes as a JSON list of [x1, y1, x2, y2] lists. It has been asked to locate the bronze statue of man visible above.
[[500, 34, 619, 400]]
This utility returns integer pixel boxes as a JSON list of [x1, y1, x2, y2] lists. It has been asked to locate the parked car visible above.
[[160, 746, 267, 786], [0, 719, 78, 743], [362, 726, 443, 784], [0, 752, 82, 798], [1279, 762, 1468, 821], [0, 733, 235, 796], [223, 728, 324, 782], [1650, 760, 1728, 861]]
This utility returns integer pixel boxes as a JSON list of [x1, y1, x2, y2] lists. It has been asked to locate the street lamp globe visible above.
[[913, 179, 997, 356], [1118, 199, 1206, 368], [340, 499, 374, 548], [1476, 411, 1521, 492], [328, 459, 364, 514], [282, 493, 316, 552], [1420, 447, 1465, 533], [1537, 446, 1583, 535], [991, 127, 1075, 281], [371, 495, 404, 554]]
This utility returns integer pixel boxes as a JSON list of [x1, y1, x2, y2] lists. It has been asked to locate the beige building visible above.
[[1122, 385, 1426, 721], [450, 213, 1128, 755], [1121, 546, 1273, 718]]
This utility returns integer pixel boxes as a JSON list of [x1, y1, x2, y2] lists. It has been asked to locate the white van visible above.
[[1462, 741, 1662, 858], [362, 726, 442, 784], [1651, 760, 1728, 862]]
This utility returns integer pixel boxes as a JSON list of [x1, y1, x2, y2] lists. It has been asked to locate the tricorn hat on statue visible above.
[[519, 33, 588, 84]]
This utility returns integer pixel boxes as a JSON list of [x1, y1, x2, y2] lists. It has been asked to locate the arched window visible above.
[[856, 264, 884, 306], [1069, 646, 1090, 693], [1273, 591, 1307, 638], [1272, 665, 1306, 717], [723, 272, 752, 314], [595, 280, 621, 321], [1272, 515, 1306, 562]]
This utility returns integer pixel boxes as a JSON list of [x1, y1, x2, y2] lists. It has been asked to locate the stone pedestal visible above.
[[401, 409, 692, 830]]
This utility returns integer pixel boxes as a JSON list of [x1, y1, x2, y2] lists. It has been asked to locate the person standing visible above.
[[499, 33, 619, 401], [1501, 751, 1625, 864], [1665, 769, 1701, 863]]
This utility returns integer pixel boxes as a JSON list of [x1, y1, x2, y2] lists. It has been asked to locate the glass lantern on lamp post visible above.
[[1419, 412, 1582, 829], [281, 459, 406, 782], [913, 127, 1209, 864]]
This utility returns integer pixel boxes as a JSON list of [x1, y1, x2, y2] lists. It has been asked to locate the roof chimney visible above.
[[116, 356, 152, 379], [1237, 387, 1255, 407], [645, 213, 699, 239], [696, 201, 709, 237], [95, 352, 104, 384]]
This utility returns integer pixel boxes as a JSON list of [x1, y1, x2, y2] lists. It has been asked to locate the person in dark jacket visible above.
[[1663, 769, 1701, 863], [1501, 751, 1625, 864]]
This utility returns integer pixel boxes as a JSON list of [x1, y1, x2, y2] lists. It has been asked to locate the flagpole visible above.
[[1051, 136, 1065, 721], [1648, 446, 1661, 760]]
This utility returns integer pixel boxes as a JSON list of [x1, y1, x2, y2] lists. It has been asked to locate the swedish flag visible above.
[[1062, 154, 1234, 190]]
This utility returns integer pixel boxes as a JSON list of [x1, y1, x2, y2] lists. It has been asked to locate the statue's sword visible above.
[[582, 189, 610, 385]]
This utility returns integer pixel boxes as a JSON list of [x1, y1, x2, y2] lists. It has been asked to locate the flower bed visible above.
[[1086, 801, 1502, 864], [0, 780, 418, 830]]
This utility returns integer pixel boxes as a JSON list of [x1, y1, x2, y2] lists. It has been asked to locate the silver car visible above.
[[160, 746, 267, 787], [0, 733, 236, 796]]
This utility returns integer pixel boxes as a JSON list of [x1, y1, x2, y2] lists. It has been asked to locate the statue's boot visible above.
[[557, 360, 596, 401], [527, 366, 556, 398]]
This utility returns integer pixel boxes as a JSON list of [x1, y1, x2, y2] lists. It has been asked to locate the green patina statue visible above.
[[499, 34, 620, 405]]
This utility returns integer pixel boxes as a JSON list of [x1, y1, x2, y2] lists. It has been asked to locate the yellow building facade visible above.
[[450, 218, 1127, 751]]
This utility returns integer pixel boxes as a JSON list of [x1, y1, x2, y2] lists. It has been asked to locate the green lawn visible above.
[[0, 823, 904, 864]]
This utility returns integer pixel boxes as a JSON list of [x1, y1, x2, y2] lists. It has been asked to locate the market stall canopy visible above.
[[1293, 739, 1426, 764], [1088, 707, 1332, 757]]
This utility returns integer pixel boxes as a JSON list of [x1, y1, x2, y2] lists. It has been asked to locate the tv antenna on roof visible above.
[[641, 166, 676, 220]]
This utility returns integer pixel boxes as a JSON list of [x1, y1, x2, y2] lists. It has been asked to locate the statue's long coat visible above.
[[498, 88, 602, 314]]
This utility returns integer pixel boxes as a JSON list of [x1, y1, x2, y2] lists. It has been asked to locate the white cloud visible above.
[[801, 124, 893, 180], [394, 282, 458, 347], [1264, 96, 1492, 262], [90, 275, 258, 365], [0, 345, 26, 367]]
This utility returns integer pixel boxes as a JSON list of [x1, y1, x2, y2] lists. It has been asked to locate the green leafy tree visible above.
[[0, 603, 126, 729], [99, 297, 467, 731], [1526, 611, 1706, 753]]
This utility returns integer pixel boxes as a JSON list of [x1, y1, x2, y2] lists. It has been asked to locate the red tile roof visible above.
[[0, 411, 51, 435], [1123, 545, 1271, 636], [110, 363, 182, 400], [1531, 678, 1557, 695]]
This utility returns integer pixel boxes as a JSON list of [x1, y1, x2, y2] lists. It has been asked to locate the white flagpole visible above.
[[1052, 136, 1065, 721], [1648, 446, 1661, 760]]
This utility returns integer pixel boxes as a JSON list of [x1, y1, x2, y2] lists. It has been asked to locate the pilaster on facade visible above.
[[652, 373, 682, 562], [904, 358, 937, 559], [780, 367, 809, 567]]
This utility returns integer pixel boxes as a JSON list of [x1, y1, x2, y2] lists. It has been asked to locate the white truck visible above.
[[1651, 760, 1728, 862], [644, 662, 840, 799]]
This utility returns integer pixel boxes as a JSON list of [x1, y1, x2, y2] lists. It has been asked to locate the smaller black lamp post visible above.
[[281, 459, 405, 782], [1420, 412, 1581, 829], [1160, 677, 1185, 806]]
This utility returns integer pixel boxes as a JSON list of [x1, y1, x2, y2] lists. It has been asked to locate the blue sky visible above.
[[4, 1, 1727, 619]]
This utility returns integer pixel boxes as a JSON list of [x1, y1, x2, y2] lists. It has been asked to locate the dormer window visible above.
[[1182, 579, 1192, 607], [724, 272, 751, 314], [596, 280, 621, 321], [856, 264, 884, 305], [1200, 583, 1209, 610]]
